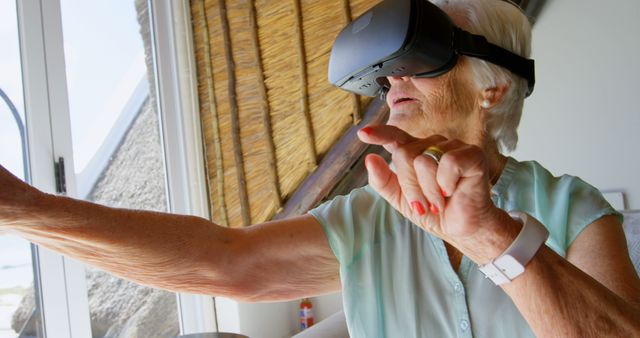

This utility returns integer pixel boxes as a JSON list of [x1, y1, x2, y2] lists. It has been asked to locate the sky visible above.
[[1, 0, 145, 176], [0, 1, 37, 333], [61, 0, 146, 172], [0, 0, 26, 179], [0, 0, 146, 335]]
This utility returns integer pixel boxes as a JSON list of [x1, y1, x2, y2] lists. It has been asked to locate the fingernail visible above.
[[440, 187, 447, 197], [411, 201, 426, 216], [360, 127, 373, 135], [430, 203, 439, 215]]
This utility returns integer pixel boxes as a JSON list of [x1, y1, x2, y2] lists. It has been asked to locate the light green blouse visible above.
[[309, 157, 620, 338]]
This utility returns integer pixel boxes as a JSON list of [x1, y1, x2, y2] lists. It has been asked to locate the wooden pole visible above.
[[274, 99, 389, 219]]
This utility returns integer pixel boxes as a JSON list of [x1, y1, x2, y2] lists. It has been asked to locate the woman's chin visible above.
[[387, 111, 421, 132]]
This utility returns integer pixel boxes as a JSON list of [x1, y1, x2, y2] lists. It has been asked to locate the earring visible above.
[[481, 99, 491, 109]]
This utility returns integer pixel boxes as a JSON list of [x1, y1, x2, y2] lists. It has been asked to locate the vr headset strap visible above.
[[454, 29, 535, 96]]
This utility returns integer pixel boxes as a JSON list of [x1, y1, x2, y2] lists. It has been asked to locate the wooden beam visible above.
[[273, 98, 389, 220], [326, 144, 390, 201]]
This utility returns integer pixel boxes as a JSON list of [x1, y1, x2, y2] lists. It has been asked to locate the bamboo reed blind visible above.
[[191, 0, 378, 228]]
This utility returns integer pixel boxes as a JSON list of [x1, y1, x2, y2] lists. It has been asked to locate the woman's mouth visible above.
[[393, 97, 417, 106]]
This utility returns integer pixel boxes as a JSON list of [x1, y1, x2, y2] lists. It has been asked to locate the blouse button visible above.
[[454, 283, 463, 294], [460, 319, 469, 331]]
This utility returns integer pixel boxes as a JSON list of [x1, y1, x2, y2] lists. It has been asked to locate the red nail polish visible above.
[[430, 203, 439, 215], [411, 201, 426, 216], [440, 187, 447, 197], [360, 127, 373, 135]]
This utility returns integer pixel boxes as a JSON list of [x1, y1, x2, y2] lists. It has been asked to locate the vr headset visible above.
[[328, 0, 535, 99]]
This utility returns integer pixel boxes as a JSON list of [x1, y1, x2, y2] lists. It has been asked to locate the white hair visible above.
[[432, 0, 532, 153]]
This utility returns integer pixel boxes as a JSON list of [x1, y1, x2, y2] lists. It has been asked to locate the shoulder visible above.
[[309, 185, 380, 224], [308, 185, 405, 264], [502, 158, 606, 206], [310, 184, 405, 222], [497, 158, 621, 255]]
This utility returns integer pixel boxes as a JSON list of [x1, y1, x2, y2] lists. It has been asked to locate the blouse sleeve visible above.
[[308, 185, 389, 266]]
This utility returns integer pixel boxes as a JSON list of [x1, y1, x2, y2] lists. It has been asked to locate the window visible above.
[[59, 0, 179, 336], [1, 0, 215, 336], [0, 1, 41, 337]]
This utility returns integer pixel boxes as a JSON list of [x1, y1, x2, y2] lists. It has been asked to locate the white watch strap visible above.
[[479, 211, 549, 285]]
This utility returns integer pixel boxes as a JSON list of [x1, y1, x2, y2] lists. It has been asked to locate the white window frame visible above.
[[149, 0, 218, 334], [17, 0, 92, 337], [15, 0, 217, 336]]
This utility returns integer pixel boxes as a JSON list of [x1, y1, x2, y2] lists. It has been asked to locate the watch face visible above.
[[495, 255, 525, 279]]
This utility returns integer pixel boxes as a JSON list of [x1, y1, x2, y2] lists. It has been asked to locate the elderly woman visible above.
[[316, 0, 640, 336], [0, 0, 638, 337]]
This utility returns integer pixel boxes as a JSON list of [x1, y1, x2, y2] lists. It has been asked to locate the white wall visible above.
[[217, 292, 343, 338], [513, 0, 640, 210], [217, 298, 298, 337]]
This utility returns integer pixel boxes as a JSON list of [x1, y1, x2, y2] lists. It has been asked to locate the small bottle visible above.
[[299, 298, 314, 331]]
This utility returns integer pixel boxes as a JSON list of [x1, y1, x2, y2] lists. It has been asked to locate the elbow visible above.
[[206, 262, 285, 302], [194, 272, 283, 302], [192, 228, 273, 301], [191, 225, 295, 302]]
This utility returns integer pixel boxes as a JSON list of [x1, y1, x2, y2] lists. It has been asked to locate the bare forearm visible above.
[[11, 192, 235, 294], [503, 247, 640, 337], [0, 165, 339, 301]]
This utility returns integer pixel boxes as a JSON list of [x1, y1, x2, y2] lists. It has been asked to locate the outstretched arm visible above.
[[0, 165, 340, 301]]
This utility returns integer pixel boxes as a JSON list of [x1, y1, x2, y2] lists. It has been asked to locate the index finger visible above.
[[357, 125, 415, 151]]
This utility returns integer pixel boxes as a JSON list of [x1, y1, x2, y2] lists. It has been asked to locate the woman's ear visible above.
[[478, 84, 509, 110]]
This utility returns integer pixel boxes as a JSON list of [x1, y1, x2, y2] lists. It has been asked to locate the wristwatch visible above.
[[478, 211, 549, 285]]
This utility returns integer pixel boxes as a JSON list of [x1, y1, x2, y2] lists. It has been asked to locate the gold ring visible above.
[[423, 146, 444, 164]]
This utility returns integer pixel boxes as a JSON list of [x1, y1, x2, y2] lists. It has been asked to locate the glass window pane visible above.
[[59, 1, 179, 337], [0, 1, 42, 337]]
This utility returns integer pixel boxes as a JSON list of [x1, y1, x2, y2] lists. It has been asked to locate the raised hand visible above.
[[358, 125, 517, 263]]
